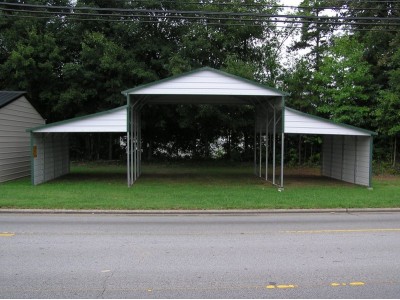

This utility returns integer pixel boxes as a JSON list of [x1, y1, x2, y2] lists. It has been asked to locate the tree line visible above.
[[0, 0, 399, 170]]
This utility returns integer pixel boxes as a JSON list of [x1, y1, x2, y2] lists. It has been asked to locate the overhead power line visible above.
[[0, 2, 399, 32], [0, 1, 399, 22]]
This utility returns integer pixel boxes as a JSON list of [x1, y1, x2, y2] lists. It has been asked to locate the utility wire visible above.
[[3, 12, 399, 32], [1, 1, 399, 33], [0, 2, 399, 22], [2, 9, 399, 32], [2, 7, 400, 27]]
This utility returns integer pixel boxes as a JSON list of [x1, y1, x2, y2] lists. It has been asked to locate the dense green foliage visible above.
[[0, 0, 399, 168]]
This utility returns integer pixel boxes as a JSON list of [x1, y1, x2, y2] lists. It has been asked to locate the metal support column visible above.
[[139, 110, 141, 176], [354, 136, 358, 184], [130, 107, 136, 185], [133, 109, 136, 182], [265, 111, 269, 181], [272, 105, 276, 185], [136, 110, 140, 179], [254, 114, 257, 176], [280, 133, 285, 188], [259, 118, 262, 177], [127, 104, 131, 187], [127, 132, 131, 187]]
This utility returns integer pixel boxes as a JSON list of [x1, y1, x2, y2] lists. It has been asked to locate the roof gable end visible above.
[[122, 67, 287, 97], [0, 91, 27, 109]]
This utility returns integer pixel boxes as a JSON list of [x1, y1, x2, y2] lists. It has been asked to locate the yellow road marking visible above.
[[350, 282, 365, 286], [331, 282, 365, 287], [330, 283, 341, 287], [266, 284, 297, 289], [0, 232, 15, 237], [331, 283, 346, 286], [283, 228, 400, 234]]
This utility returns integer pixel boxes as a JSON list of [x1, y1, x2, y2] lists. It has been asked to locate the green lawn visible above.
[[0, 162, 399, 210]]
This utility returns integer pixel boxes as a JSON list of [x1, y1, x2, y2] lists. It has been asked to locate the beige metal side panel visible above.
[[322, 135, 371, 187], [32, 133, 69, 185], [33, 133, 45, 185], [0, 97, 45, 183], [354, 136, 371, 186]]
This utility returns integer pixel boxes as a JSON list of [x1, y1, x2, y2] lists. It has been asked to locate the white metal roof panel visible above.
[[122, 67, 286, 97], [284, 107, 376, 136], [30, 106, 127, 133]]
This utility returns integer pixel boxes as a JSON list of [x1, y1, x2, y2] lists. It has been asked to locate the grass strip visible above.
[[0, 162, 399, 210]]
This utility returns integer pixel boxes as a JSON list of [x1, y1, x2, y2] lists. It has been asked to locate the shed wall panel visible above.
[[0, 96, 45, 183], [32, 133, 69, 185], [322, 135, 371, 187]]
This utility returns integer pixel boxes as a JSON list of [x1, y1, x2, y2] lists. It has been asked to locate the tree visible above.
[[313, 35, 373, 128], [376, 34, 400, 167]]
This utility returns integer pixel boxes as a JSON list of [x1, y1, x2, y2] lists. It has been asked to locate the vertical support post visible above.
[[341, 136, 345, 180], [138, 110, 142, 176], [127, 131, 130, 187], [259, 118, 262, 177], [280, 133, 285, 188], [133, 110, 137, 182], [265, 110, 269, 181], [131, 106, 134, 184], [133, 109, 137, 182], [369, 136, 373, 189], [126, 95, 131, 187], [30, 132, 34, 185], [43, 134, 47, 183], [272, 105, 276, 185], [330, 136, 334, 177], [354, 136, 358, 184], [254, 112, 257, 176], [136, 110, 139, 179]]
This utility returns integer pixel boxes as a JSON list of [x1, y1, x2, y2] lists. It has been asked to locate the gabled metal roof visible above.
[[122, 67, 288, 104], [284, 107, 377, 136], [29, 105, 128, 133], [0, 91, 26, 109]]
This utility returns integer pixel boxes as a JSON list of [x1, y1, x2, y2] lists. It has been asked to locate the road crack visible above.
[[99, 270, 115, 298]]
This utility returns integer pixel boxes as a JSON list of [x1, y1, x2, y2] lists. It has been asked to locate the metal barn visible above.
[[0, 91, 45, 183], [29, 67, 376, 188]]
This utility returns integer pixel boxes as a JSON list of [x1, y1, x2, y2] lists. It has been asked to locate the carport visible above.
[[29, 67, 376, 188], [255, 106, 376, 188], [29, 106, 127, 185]]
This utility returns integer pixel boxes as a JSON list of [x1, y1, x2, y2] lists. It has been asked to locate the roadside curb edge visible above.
[[1, 208, 400, 215]]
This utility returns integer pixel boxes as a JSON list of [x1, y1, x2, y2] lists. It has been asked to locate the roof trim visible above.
[[121, 67, 288, 97], [0, 91, 27, 109], [28, 105, 128, 133], [285, 107, 377, 136]]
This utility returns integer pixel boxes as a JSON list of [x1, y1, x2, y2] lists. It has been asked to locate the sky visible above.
[[281, 0, 302, 8]]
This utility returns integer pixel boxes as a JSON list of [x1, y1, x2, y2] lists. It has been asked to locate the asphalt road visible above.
[[1, 212, 400, 298]]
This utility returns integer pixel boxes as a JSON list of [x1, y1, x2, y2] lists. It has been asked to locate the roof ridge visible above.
[[0, 91, 27, 109]]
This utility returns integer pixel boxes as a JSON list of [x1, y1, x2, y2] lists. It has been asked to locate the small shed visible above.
[[0, 91, 45, 183]]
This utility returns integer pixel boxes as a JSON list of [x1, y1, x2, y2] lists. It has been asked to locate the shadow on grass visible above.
[[53, 168, 351, 188], [54, 171, 126, 183]]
